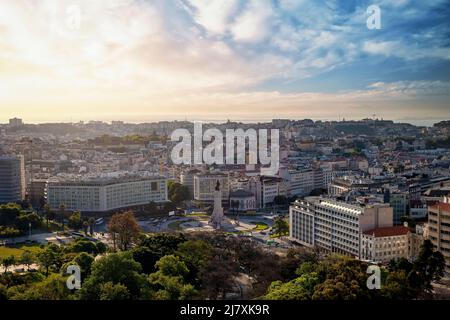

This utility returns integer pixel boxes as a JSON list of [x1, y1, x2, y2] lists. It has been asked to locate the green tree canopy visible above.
[[68, 212, 83, 230], [37, 244, 63, 277], [148, 255, 197, 300], [168, 181, 191, 204], [100, 282, 131, 300], [78, 252, 146, 300]]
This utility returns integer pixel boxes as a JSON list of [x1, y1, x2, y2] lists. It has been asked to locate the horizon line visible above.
[[1, 117, 448, 127]]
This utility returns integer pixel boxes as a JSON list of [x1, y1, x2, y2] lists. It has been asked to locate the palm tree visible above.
[[2, 256, 16, 274], [88, 217, 96, 236], [43, 204, 52, 231], [20, 251, 34, 271], [83, 221, 89, 235], [231, 200, 240, 226], [59, 203, 66, 231]]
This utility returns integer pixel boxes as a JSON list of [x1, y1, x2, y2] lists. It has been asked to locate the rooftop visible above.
[[48, 172, 166, 186], [230, 189, 254, 198], [363, 226, 410, 237], [429, 202, 450, 212]]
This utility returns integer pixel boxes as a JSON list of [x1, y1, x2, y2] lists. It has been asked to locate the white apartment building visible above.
[[287, 169, 315, 197], [361, 226, 410, 263], [193, 173, 229, 203], [281, 168, 333, 198], [256, 176, 288, 208], [290, 197, 394, 258], [48, 175, 168, 212]]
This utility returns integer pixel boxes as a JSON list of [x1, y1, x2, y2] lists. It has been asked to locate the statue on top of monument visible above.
[[215, 180, 220, 192]]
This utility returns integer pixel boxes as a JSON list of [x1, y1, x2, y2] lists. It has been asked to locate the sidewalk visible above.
[[0, 263, 39, 274]]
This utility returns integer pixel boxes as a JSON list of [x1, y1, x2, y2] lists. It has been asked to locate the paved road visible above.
[[1, 232, 56, 245]]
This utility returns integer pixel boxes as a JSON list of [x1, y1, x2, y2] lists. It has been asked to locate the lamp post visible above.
[[28, 222, 32, 238]]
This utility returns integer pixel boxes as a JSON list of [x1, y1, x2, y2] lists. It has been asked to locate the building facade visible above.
[[428, 198, 450, 279], [289, 197, 393, 258], [0, 155, 26, 203], [258, 176, 288, 209], [28, 179, 48, 209], [361, 226, 410, 263], [180, 169, 200, 200], [48, 175, 168, 212], [8, 118, 23, 128], [288, 169, 315, 197], [193, 173, 229, 204], [389, 192, 408, 225], [229, 189, 256, 212]]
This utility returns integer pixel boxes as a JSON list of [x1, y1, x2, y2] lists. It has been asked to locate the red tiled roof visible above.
[[429, 202, 450, 212], [363, 226, 410, 238]]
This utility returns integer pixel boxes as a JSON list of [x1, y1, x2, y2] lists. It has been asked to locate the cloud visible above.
[[363, 41, 398, 56], [367, 81, 450, 96], [0, 0, 448, 122], [230, 0, 274, 43], [181, 0, 240, 35]]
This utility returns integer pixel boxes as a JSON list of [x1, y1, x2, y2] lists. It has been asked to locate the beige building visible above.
[[361, 226, 410, 263], [408, 225, 426, 262], [428, 198, 450, 279]]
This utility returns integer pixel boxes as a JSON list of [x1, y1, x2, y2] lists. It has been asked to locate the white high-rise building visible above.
[[47, 174, 168, 212], [289, 197, 393, 258]]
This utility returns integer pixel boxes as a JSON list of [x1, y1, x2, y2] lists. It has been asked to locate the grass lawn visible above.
[[251, 221, 269, 231], [269, 232, 288, 239], [183, 212, 208, 217], [0, 244, 43, 259], [168, 220, 187, 231]]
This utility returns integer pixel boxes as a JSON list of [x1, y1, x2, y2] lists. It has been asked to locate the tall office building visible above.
[[428, 197, 450, 279], [289, 197, 393, 258], [0, 155, 26, 203]]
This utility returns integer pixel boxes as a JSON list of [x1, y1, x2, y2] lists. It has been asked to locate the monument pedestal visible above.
[[210, 183, 224, 230]]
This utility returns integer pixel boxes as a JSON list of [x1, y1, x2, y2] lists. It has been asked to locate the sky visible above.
[[0, 0, 449, 124]]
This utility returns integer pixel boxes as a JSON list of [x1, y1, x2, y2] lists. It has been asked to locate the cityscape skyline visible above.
[[0, 116, 448, 128]]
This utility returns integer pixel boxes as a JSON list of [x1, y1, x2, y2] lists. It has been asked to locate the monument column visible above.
[[210, 180, 224, 229]]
